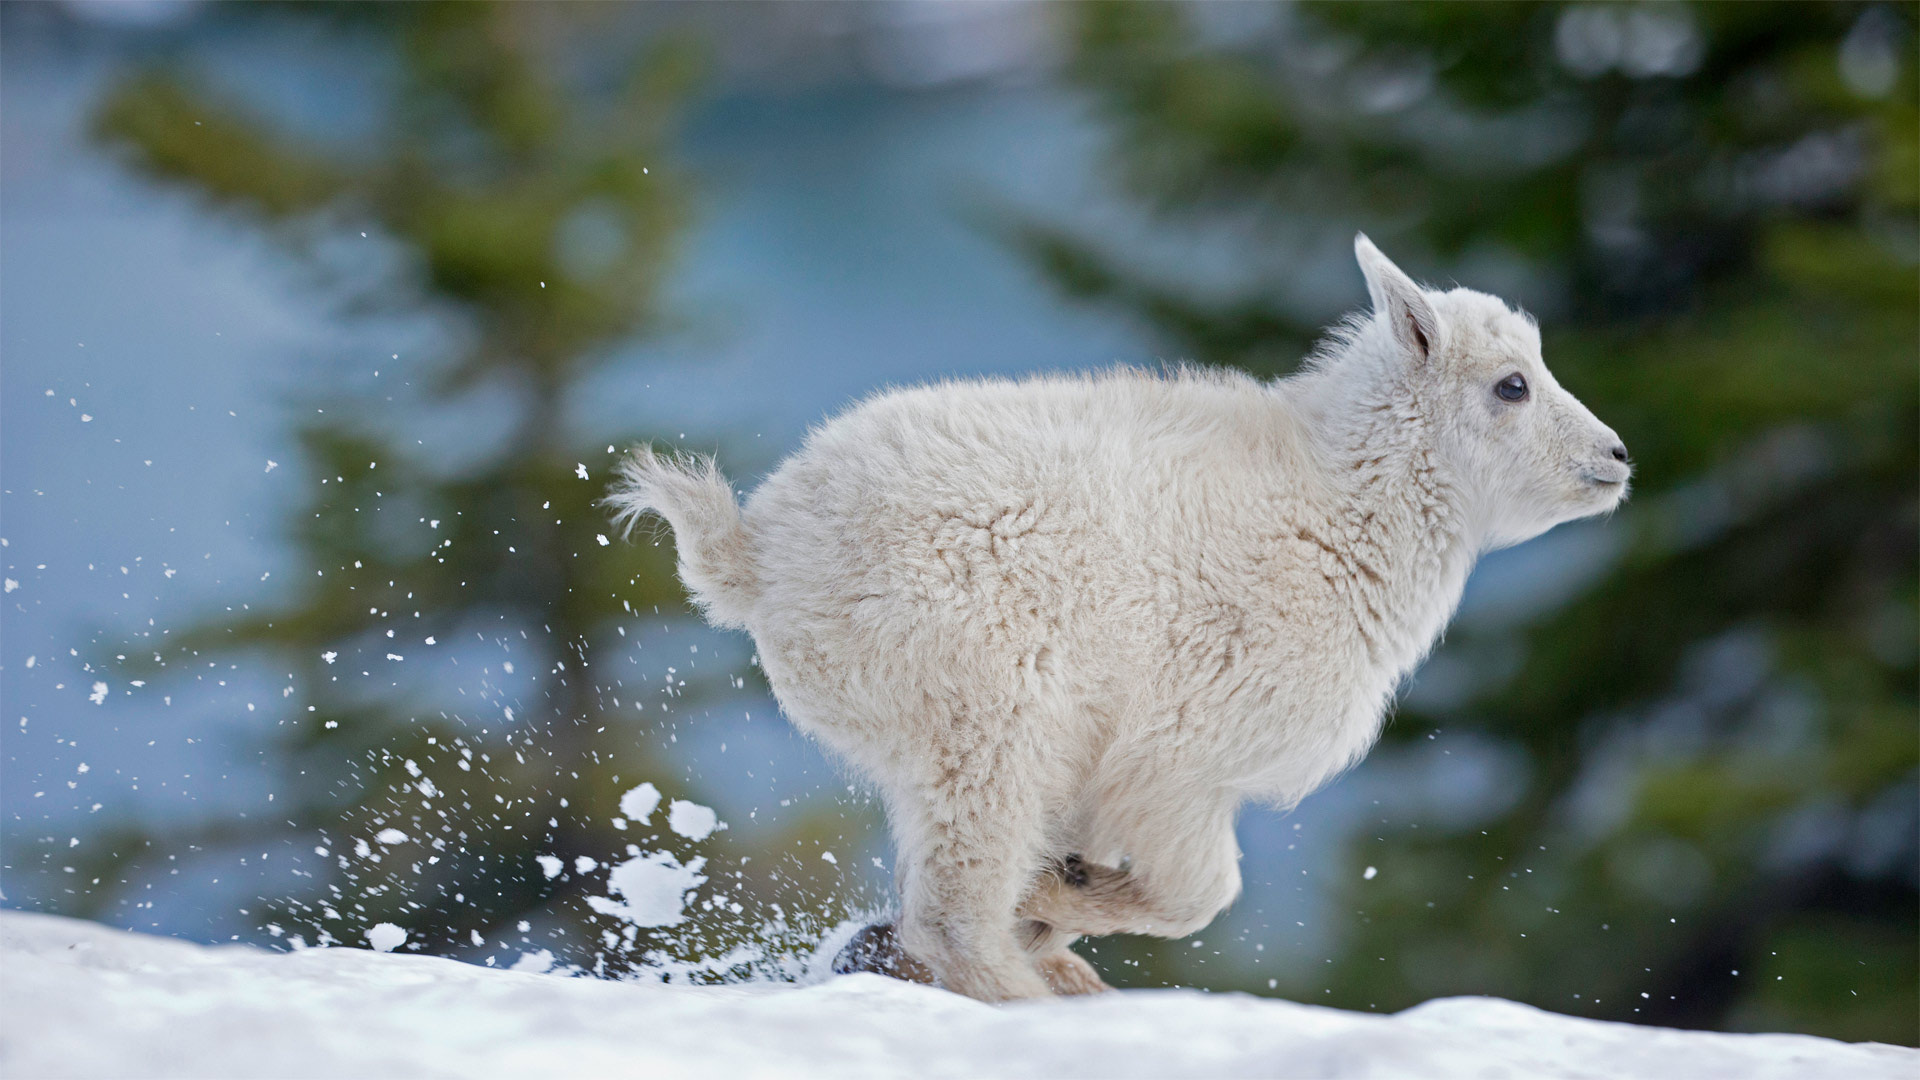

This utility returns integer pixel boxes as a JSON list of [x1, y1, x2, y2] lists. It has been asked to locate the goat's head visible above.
[[1349, 234, 1629, 549]]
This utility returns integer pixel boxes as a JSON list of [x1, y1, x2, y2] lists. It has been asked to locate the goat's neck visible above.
[[1306, 383, 1481, 680]]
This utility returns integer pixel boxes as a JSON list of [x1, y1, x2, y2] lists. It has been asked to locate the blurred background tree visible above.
[[1005, 0, 1916, 1045], [74, 2, 856, 973]]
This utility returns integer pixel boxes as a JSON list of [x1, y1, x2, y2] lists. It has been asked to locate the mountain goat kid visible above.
[[608, 236, 1630, 1002]]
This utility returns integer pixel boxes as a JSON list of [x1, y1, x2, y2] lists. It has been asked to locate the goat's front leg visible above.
[[1015, 910, 1112, 994], [1022, 792, 1242, 941], [1034, 944, 1112, 994]]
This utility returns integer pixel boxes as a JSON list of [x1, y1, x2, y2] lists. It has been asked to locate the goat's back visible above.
[[733, 369, 1333, 764]]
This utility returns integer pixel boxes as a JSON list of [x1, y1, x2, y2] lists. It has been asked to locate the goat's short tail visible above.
[[606, 448, 758, 629]]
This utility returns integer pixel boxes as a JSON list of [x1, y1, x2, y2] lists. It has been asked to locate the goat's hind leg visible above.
[[888, 747, 1057, 1001], [830, 921, 933, 984]]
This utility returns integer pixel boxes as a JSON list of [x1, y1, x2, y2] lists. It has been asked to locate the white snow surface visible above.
[[1, 911, 1909, 1080]]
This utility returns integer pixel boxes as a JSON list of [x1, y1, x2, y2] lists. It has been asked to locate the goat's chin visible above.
[[1484, 488, 1625, 550], [1583, 478, 1630, 513], [1483, 517, 1559, 551]]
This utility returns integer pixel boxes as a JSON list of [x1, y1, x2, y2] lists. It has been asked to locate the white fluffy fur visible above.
[[608, 237, 1629, 1001]]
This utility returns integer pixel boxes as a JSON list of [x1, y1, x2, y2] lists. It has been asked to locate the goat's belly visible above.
[[1229, 682, 1390, 804]]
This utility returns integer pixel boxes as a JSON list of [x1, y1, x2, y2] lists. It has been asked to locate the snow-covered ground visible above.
[[1, 911, 1909, 1080]]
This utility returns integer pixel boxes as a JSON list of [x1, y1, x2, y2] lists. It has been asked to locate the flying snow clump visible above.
[[365, 923, 407, 953], [618, 782, 661, 825], [585, 852, 707, 928], [667, 800, 720, 841]]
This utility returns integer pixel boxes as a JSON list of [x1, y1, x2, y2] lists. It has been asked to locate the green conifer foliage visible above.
[[80, 4, 757, 970]]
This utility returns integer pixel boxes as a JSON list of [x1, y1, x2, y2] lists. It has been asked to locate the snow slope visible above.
[[0, 911, 1909, 1080]]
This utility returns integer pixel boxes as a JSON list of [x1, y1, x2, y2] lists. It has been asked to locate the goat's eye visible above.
[[1495, 374, 1529, 402]]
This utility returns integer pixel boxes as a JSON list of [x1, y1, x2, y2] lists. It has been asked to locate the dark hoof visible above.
[[831, 922, 934, 984], [1057, 853, 1128, 889], [1062, 854, 1089, 887]]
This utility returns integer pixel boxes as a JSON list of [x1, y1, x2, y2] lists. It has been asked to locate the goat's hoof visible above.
[[830, 922, 935, 984], [1061, 853, 1089, 887], [1037, 948, 1114, 995], [1059, 853, 1130, 889]]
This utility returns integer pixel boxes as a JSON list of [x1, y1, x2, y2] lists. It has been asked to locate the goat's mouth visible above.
[[1576, 467, 1631, 504], [1579, 463, 1632, 488]]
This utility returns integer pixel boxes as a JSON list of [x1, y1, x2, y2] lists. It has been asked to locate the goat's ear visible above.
[[1355, 233, 1441, 365]]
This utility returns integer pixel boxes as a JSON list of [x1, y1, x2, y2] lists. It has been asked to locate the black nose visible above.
[[1610, 443, 1629, 463]]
